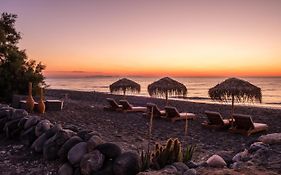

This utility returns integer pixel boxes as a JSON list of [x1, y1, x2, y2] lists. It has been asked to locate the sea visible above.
[[45, 77, 281, 108]]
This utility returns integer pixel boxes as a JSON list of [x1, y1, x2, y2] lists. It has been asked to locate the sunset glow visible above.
[[1, 0, 281, 77]]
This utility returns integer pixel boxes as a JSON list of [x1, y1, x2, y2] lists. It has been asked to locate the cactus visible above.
[[141, 138, 196, 171]]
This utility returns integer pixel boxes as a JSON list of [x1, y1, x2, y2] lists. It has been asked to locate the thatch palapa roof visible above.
[[209, 77, 262, 118], [148, 77, 187, 101], [109, 78, 140, 95], [209, 77, 262, 103]]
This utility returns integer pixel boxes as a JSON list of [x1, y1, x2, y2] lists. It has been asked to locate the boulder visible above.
[[232, 149, 250, 162], [35, 119, 53, 137], [216, 150, 235, 166], [258, 133, 281, 145], [58, 163, 73, 175], [113, 152, 140, 175], [4, 118, 21, 138], [0, 117, 8, 131], [10, 109, 28, 120], [54, 129, 76, 146], [95, 143, 121, 159], [87, 135, 103, 152], [80, 150, 105, 175], [206, 154, 226, 168], [18, 117, 29, 129], [68, 142, 88, 165], [45, 124, 63, 138], [58, 136, 83, 161], [43, 129, 75, 160], [172, 162, 189, 173], [20, 126, 37, 146], [248, 142, 269, 154], [43, 134, 60, 160], [77, 130, 100, 141], [184, 168, 197, 175], [24, 116, 40, 129], [93, 159, 114, 175], [31, 133, 49, 153]]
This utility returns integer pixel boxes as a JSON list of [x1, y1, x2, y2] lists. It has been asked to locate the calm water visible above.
[[46, 77, 281, 107]]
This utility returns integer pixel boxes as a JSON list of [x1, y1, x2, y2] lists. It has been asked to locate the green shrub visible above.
[[0, 13, 45, 101]]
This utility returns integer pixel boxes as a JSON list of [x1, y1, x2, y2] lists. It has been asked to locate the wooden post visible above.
[[185, 113, 188, 142], [148, 107, 154, 152]]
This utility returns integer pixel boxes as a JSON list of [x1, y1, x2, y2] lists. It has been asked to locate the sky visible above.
[[1, 0, 281, 77]]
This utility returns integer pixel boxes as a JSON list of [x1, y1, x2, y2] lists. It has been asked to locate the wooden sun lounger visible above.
[[144, 103, 166, 119], [201, 111, 231, 130], [103, 98, 123, 111], [164, 106, 196, 123], [119, 100, 147, 113], [229, 114, 268, 136]]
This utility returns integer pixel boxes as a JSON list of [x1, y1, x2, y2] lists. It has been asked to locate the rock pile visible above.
[[0, 104, 140, 175]]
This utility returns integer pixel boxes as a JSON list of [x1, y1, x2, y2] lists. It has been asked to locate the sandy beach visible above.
[[43, 89, 281, 152], [1, 89, 281, 174]]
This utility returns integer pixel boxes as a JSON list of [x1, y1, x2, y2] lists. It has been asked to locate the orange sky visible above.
[[1, 0, 281, 77]]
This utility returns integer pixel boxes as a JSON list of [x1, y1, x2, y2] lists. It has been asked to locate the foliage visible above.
[[140, 150, 151, 172], [0, 12, 46, 101], [140, 138, 195, 171], [183, 144, 196, 163]]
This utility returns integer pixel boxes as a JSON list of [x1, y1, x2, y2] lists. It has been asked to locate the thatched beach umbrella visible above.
[[148, 77, 187, 103], [109, 78, 140, 96], [209, 77, 262, 117]]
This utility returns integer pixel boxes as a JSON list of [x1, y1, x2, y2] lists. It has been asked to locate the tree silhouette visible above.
[[0, 13, 46, 101]]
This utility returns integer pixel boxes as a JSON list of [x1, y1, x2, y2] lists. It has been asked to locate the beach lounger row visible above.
[[202, 111, 268, 136], [104, 98, 196, 122]]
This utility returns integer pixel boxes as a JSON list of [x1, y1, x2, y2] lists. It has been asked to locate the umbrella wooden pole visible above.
[[165, 91, 168, 105], [231, 94, 235, 121], [148, 107, 154, 152], [185, 113, 188, 142]]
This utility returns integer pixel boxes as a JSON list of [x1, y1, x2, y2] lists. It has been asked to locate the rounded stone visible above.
[[68, 142, 88, 165], [44, 124, 63, 138], [95, 143, 121, 159], [24, 116, 40, 129], [31, 133, 48, 153], [184, 168, 197, 175], [58, 136, 83, 161], [172, 162, 189, 173], [35, 119, 53, 137], [58, 163, 73, 175], [113, 152, 140, 175], [10, 109, 28, 120], [87, 135, 103, 152], [80, 150, 105, 175], [206, 154, 227, 168]]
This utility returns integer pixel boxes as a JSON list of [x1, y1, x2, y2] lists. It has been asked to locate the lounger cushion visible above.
[[205, 111, 225, 126]]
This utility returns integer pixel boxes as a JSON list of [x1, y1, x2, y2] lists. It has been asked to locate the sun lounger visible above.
[[119, 100, 147, 113], [164, 106, 196, 123], [201, 111, 231, 130], [229, 114, 268, 136], [103, 98, 123, 111], [145, 103, 166, 118]]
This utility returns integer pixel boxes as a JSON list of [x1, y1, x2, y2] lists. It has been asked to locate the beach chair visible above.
[[103, 98, 123, 111], [201, 111, 231, 130], [229, 114, 268, 136], [145, 103, 166, 118], [164, 106, 196, 123], [119, 100, 147, 113]]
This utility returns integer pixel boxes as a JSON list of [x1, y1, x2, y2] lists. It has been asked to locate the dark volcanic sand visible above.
[[0, 89, 280, 174]]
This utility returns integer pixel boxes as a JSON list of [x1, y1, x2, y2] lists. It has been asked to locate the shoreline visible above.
[[46, 88, 281, 110]]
